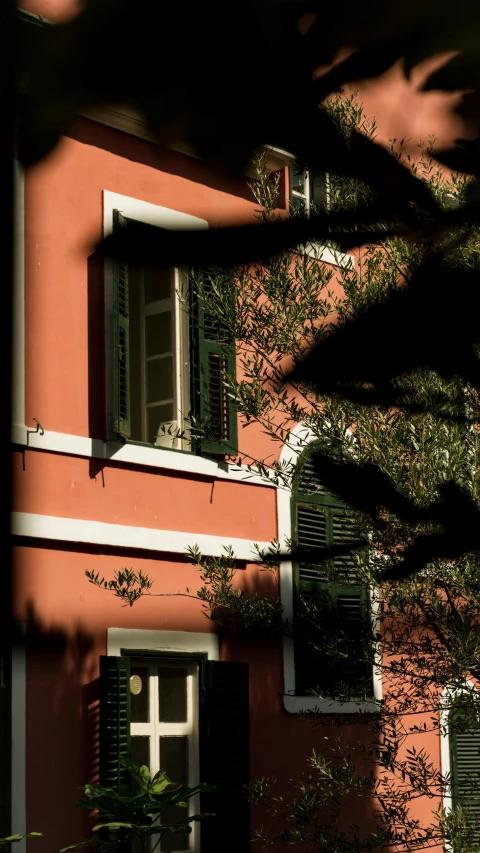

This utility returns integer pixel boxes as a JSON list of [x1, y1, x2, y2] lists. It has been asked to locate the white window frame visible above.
[[287, 165, 353, 270], [130, 658, 200, 853], [290, 167, 311, 216], [103, 192, 208, 447], [136, 266, 190, 448], [277, 422, 382, 714]]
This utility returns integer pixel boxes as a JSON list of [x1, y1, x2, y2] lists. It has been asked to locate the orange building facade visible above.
[[10, 5, 474, 853]]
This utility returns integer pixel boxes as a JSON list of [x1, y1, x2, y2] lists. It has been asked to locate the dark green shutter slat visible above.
[[113, 210, 131, 438], [200, 661, 250, 853], [450, 713, 480, 840], [297, 503, 329, 583], [99, 656, 131, 790], [196, 271, 238, 456], [293, 449, 371, 696], [294, 453, 343, 503]]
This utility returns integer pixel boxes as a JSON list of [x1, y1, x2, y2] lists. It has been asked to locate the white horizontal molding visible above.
[[108, 628, 219, 659], [11, 511, 269, 560], [12, 425, 275, 488]]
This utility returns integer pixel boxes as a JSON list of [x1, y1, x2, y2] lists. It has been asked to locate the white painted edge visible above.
[[277, 422, 382, 714], [11, 625, 26, 852], [11, 511, 270, 561], [12, 162, 25, 433], [304, 241, 354, 270], [103, 192, 209, 236], [11, 425, 276, 488], [107, 628, 219, 660]]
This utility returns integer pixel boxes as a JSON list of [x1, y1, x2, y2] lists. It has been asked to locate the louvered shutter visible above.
[[450, 711, 480, 841], [200, 661, 250, 853], [112, 210, 131, 438], [99, 656, 131, 790], [194, 271, 238, 456], [293, 452, 371, 696]]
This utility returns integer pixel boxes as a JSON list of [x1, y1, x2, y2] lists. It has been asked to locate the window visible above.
[[129, 659, 199, 852], [289, 165, 327, 216], [112, 211, 237, 456], [449, 707, 480, 842], [99, 655, 250, 853], [291, 448, 373, 697]]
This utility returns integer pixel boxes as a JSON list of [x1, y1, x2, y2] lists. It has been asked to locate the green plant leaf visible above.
[[149, 769, 173, 794], [91, 823, 135, 832], [1, 834, 43, 845]]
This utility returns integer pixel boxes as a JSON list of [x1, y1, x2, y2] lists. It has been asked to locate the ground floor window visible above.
[[99, 654, 250, 853]]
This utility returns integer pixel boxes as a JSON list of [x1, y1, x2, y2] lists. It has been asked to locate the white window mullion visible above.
[[131, 723, 152, 736], [304, 171, 311, 217]]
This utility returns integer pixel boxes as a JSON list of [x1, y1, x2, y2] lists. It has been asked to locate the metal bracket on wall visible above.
[[26, 417, 44, 446]]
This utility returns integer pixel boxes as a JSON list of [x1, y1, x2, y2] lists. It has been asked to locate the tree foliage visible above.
[[88, 90, 480, 852]]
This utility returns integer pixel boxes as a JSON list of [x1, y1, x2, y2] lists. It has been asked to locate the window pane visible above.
[[160, 736, 188, 785], [290, 194, 306, 213], [131, 736, 150, 788], [291, 167, 306, 194], [159, 737, 189, 853], [146, 356, 174, 403], [145, 267, 171, 303], [130, 666, 150, 723], [147, 403, 175, 444], [158, 667, 188, 722], [146, 312, 172, 358]]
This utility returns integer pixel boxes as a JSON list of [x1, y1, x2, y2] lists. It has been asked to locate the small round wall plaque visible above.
[[130, 674, 142, 695]]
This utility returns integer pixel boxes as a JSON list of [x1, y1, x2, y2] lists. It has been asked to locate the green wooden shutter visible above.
[[450, 711, 480, 841], [200, 661, 250, 853], [113, 210, 131, 438], [194, 271, 238, 456], [310, 171, 327, 211], [293, 452, 371, 696], [99, 656, 131, 790]]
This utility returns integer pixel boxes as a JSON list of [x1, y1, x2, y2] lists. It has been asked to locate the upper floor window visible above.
[[291, 447, 373, 698], [289, 166, 327, 216], [112, 211, 237, 456]]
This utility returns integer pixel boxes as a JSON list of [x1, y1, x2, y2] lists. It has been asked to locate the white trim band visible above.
[[11, 424, 275, 488], [11, 511, 270, 560]]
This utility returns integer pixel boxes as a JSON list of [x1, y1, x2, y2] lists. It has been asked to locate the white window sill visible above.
[[303, 242, 354, 269], [11, 423, 275, 488]]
